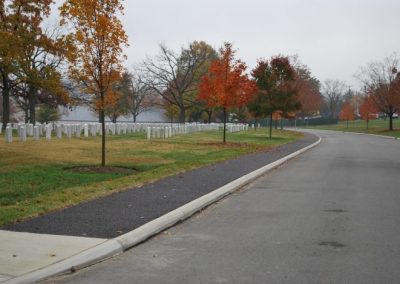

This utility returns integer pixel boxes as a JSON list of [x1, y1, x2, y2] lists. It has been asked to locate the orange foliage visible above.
[[60, 0, 128, 112], [359, 95, 379, 122], [339, 101, 355, 122], [198, 43, 257, 110], [60, 0, 128, 166]]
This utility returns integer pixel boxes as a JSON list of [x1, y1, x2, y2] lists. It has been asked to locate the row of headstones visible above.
[[146, 123, 219, 139], [146, 123, 248, 139], [227, 124, 249, 133], [2, 122, 250, 143], [2, 122, 153, 143]]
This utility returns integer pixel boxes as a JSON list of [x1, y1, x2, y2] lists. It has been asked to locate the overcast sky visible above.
[[116, 0, 399, 89], [52, 0, 400, 90]]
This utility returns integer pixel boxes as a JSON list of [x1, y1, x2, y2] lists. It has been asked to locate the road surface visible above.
[[46, 130, 400, 284]]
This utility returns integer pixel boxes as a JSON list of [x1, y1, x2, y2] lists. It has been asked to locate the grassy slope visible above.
[[0, 129, 301, 226], [308, 118, 400, 138]]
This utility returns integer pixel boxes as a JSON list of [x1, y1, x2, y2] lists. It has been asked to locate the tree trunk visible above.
[[179, 107, 185, 124], [1, 73, 10, 131], [207, 110, 212, 123], [133, 114, 137, 123], [269, 113, 273, 139], [223, 107, 227, 144], [274, 119, 278, 129], [100, 108, 106, 166], [28, 86, 37, 125], [389, 113, 393, 131], [100, 92, 106, 166]]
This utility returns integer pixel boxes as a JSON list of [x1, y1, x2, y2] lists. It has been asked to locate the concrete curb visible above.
[[4, 240, 123, 284], [6, 136, 321, 284]]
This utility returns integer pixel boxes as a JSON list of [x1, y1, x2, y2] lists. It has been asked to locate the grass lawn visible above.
[[307, 118, 400, 138], [0, 128, 301, 226]]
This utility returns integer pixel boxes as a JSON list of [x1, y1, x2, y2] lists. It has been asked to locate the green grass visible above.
[[0, 128, 301, 226], [308, 118, 400, 138]]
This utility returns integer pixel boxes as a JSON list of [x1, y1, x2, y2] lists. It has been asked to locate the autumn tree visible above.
[[250, 56, 299, 139], [339, 100, 355, 128], [14, 25, 69, 124], [198, 43, 257, 143], [359, 95, 379, 129], [142, 41, 217, 123], [293, 61, 322, 122], [321, 79, 347, 119], [357, 53, 400, 131], [1, 0, 51, 128], [60, 0, 128, 166]]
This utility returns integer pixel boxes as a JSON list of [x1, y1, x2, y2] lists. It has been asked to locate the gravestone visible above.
[[56, 125, 62, 139], [20, 126, 27, 142], [45, 125, 52, 140], [5, 126, 12, 143], [33, 126, 40, 140]]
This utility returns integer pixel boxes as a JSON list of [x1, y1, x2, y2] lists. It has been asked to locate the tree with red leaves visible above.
[[359, 95, 379, 129], [198, 43, 257, 143], [339, 100, 355, 128]]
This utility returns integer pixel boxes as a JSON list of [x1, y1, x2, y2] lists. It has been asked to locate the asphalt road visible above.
[[46, 130, 400, 284]]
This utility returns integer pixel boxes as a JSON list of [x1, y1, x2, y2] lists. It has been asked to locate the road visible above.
[[46, 130, 400, 284]]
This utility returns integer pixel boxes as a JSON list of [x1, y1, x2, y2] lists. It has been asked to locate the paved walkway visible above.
[[0, 133, 318, 282]]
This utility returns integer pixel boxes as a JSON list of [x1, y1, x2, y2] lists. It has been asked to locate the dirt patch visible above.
[[66, 166, 136, 174]]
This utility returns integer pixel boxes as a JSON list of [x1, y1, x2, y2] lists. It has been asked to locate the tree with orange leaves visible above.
[[339, 100, 355, 128], [198, 43, 257, 143], [359, 95, 379, 129], [60, 0, 128, 166]]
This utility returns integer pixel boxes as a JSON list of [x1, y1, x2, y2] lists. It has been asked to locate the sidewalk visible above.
[[1, 133, 319, 283]]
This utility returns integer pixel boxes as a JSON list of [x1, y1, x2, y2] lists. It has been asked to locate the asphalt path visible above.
[[4, 133, 317, 238], [45, 130, 400, 284]]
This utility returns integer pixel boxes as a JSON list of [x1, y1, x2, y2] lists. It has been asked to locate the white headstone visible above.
[[45, 125, 52, 140], [56, 125, 62, 139], [5, 126, 12, 143], [147, 127, 151, 139], [20, 126, 27, 142], [33, 126, 40, 140]]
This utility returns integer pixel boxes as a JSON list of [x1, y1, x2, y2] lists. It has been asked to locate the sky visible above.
[[53, 0, 400, 90]]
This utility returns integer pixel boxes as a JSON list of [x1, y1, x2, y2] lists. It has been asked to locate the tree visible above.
[[198, 43, 257, 143], [250, 56, 299, 138], [357, 53, 400, 131], [141, 41, 217, 123], [339, 100, 355, 128], [1, 0, 50, 129], [116, 71, 154, 122], [14, 25, 69, 124], [37, 104, 61, 123], [359, 95, 379, 129], [60, 0, 128, 166], [293, 62, 322, 121], [1, 1, 69, 127], [321, 79, 347, 119]]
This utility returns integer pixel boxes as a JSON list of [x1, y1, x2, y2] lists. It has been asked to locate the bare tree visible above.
[[322, 79, 347, 119], [117, 71, 156, 122], [141, 41, 217, 123], [356, 53, 400, 130]]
